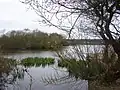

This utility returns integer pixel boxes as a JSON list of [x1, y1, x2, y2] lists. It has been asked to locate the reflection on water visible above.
[[4, 51, 58, 60], [1, 50, 88, 90]]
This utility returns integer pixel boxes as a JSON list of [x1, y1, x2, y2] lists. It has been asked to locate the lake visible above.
[[2, 50, 88, 90]]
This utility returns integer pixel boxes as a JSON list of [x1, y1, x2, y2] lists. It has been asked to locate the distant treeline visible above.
[[0, 29, 66, 51]]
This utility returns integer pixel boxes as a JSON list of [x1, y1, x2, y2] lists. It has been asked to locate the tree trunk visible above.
[[111, 42, 120, 81], [112, 42, 120, 66], [102, 40, 120, 83]]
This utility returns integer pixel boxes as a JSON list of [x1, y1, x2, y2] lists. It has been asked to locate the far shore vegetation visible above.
[[0, 29, 67, 51]]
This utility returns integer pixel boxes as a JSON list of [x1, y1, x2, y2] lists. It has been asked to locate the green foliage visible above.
[[21, 57, 55, 67], [58, 59, 104, 80]]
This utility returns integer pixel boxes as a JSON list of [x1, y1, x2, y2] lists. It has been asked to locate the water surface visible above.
[[2, 50, 88, 90]]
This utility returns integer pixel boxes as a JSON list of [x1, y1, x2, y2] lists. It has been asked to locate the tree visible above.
[[22, 0, 120, 82]]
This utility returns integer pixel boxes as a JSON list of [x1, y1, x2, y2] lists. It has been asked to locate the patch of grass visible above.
[[21, 57, 55, 67], [58, 58, 105, 80]]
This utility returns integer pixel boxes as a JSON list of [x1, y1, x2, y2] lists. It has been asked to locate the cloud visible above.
[[0, 0, 61, 34]]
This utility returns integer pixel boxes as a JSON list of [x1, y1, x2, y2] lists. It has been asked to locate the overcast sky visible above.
[[0, 0, 63, 34]]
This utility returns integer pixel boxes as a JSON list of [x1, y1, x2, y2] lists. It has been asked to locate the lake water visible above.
[[2, 50, 88, 90]]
